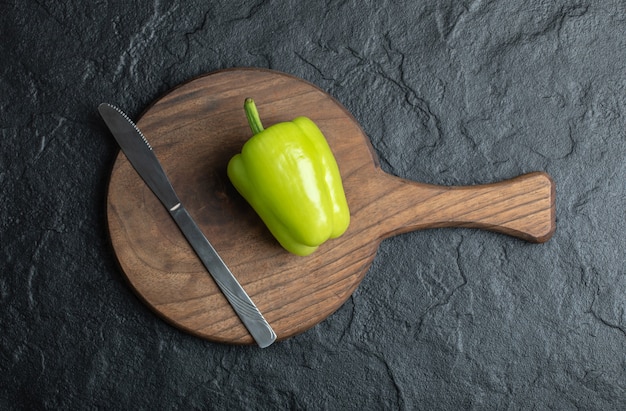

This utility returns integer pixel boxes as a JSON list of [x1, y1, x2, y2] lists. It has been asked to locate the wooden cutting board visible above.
[[106, 68, 555, 345]]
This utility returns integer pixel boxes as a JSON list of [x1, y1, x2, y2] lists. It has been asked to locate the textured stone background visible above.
[[2, 1, 625, 409]]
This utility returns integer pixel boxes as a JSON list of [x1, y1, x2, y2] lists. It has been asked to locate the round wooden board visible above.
[[106, 68, 380, 345], [107, 68, 555, 346]]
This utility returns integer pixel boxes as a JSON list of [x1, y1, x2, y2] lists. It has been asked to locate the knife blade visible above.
[[98, 103, 276, 348]]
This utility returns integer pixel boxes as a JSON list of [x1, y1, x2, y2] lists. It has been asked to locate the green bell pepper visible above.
[[227, 98, 350, 256]]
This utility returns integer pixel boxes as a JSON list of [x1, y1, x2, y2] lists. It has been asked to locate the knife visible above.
[[98, 103, 276, 348]]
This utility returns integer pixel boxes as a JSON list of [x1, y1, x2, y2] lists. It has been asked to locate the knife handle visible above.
[[170, 206, 277, 348]]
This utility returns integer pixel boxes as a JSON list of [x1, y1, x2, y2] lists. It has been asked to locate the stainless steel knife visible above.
[[98, 103, 276, 348]]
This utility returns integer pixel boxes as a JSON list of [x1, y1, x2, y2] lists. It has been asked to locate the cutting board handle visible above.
[[364, 171, 556, 243]]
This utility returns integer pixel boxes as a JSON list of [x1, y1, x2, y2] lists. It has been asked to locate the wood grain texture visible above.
[[106, 68, 556, 345]]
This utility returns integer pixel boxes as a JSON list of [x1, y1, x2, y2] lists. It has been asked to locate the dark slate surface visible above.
[[2, 1, 625, 409]]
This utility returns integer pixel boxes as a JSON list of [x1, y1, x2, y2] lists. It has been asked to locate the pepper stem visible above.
[[244, 98, 264, 135]]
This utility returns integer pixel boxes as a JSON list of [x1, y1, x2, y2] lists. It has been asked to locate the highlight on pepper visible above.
[[227, 98, 350, 256]]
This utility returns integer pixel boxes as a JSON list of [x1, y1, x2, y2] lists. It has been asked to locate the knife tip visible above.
[[97, 103, 111, 115]]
